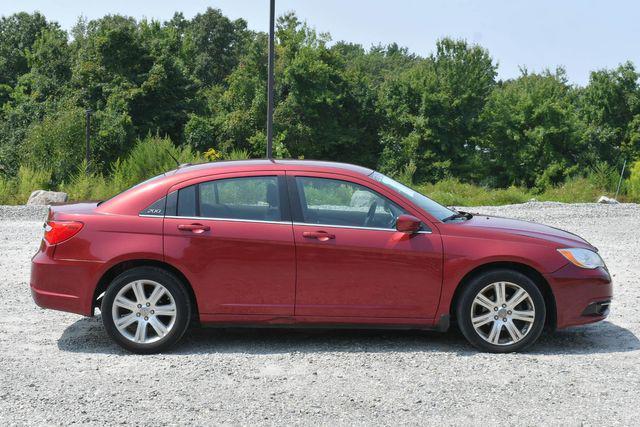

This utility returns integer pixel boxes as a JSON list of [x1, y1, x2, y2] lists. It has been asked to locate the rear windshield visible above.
[[98, 173, 167, 206]]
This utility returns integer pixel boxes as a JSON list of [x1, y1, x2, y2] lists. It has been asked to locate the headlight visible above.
[[557, 248, 605, 269]]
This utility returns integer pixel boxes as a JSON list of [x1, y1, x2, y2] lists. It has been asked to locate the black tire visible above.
[[101, 267, 192, 354], [456, 269, 546, 353]]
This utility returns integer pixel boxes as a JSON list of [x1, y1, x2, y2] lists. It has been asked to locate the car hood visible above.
[[460, 214, 593, 249]]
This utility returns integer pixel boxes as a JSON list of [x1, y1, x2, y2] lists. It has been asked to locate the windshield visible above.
[[371, 172, 456, 221]]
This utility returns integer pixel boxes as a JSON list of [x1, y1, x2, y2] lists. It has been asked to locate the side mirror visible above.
[[395, 214, 422, 234]]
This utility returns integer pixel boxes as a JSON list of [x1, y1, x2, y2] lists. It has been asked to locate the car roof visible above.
[[96, 159, 375, 215], [170, 159, 375, 178]]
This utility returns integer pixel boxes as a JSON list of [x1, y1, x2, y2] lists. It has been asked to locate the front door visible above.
[[290, 174, 443, 319], [163, 172, 296, 315]]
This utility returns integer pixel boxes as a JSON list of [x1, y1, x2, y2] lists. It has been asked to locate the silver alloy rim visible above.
[[470, 281, 536, 346], [111, 280, 177, 344]]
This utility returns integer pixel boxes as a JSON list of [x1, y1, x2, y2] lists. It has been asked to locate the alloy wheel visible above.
[[111, 280, 177, 344], [470, 281, 536, 346]]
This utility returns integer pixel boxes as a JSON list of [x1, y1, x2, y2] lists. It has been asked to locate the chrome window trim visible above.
[[166, 215, 290, 225], [293, 222, 432, 234], [139, 214, 431, 233], [139, 213, 289, 225]]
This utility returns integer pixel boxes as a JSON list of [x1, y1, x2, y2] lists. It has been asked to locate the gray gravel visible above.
[[0, 202, 639, 425]]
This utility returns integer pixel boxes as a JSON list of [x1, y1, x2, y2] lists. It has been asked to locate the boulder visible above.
[[350, 190, 376, 208], [26, 190, 68, 206], [596, 195, 619, 204]]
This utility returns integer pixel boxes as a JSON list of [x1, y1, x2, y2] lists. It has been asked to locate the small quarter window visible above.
[[140, 197, 166, 216]]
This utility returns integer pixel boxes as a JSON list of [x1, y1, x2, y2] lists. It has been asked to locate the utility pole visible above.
[[266, 0, 275, 159], [85, 109, 92, 175]]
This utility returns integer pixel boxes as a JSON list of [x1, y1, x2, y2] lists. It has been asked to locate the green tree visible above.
[[21, 27, 72, 100], [182, 8, 249, 87], [479, 69, 583, 188], [0, 12, 51, 90], [578, 62, 640, 167], [378, 38, 497, 182]]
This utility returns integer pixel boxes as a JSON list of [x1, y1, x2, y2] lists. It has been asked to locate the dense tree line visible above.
[[1, 8, 639, 191]]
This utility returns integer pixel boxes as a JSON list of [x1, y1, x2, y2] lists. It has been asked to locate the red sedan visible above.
[[31, 160, 612, 353]]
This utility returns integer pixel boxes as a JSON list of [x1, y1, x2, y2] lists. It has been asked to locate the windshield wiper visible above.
[[442, 211, 473, 222]]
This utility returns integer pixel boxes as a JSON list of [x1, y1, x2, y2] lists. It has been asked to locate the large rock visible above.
[[26, 190, 68, 206], [596, 195, 619, 204], [350, 190, 376, 208]]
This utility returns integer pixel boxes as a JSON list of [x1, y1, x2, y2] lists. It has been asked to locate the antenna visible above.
[[266, 0, 275, 159], [162, 145, 181, 168]]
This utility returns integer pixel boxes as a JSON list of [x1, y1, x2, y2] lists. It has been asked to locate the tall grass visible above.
[[1, 139, 639, 206], [111, 135, 204, 190]]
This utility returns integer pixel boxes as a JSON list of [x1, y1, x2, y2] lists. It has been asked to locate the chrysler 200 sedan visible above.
[[31, 160, 612, 353]]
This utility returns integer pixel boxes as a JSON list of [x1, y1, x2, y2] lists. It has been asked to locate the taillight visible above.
[[44, 221, 84, 245]]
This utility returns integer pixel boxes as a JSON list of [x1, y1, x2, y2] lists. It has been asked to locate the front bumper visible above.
[[30, 242, 102, 316], [545, 263, 613, 329]]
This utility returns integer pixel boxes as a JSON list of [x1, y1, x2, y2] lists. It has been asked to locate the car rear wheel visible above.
[[101, 267, 191, 354], [456, 269, 546, 353]]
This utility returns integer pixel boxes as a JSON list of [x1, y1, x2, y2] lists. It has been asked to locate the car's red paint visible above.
[[31, 160, 612, 331], [292, 222, 442, 318], [395, 214, 422, 233]]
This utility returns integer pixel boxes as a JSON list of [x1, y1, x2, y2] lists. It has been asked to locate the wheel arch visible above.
[[449, 261, 557, 330], [92, 259, 199, 322]]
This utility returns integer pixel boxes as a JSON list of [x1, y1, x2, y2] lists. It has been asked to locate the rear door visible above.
[[163, 171, 296, 315], [289, 173, 443, 319]]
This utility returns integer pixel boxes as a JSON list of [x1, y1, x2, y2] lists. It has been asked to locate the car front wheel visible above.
[[456, 269, 546, 353], [101, 267, 191, 354]]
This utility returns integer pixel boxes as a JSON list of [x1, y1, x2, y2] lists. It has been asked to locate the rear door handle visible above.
[[302, 231, 335, 241], [177, 223, 210, 234]]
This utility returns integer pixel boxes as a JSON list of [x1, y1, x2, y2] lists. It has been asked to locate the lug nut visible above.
[[502, 318, 507, 322], [146, 302, 151, 307], [137, 304, 142, 308], [144, 316, 148, 321], [150, 310, 154, 314], [507, 310, 512, 315], [494, 316, 498, 320], [502, 304, 507, 308], [136, 312, 141, 317], [494, 307, 498, 311]]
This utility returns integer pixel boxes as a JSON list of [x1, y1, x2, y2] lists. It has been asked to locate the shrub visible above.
[[111, 135, 203, 190], [537, 177, 602, 203], [395, 160, 417, 186], [16, 165, 52, 203], [22, 106, 84, 185], [0, 176, 17, 204], [627, 160, 640, 202], [223, 148, 251, 161], [587, 161, 620, 193], [61, 161, 118, 201], [414, 178, 531, 207], [204, 148, 223, 162]]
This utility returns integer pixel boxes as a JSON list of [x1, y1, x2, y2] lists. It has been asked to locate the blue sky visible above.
[[2, 0, 638, 85]]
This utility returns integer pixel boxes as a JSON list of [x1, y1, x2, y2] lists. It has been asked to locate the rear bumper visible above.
[[30, 244, 102, 316], [545, 263, 613, 329]]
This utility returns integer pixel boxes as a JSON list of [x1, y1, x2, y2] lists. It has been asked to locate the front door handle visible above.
[[302, 231, 335, 241], [177, 223, 210, 234]]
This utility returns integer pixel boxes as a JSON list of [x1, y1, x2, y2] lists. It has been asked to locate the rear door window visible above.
[[172, 176, 283, 222], [177, 185, 197, 217], [199, 176, 282, 221]]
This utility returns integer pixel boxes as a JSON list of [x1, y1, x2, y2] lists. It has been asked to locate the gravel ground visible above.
[[0, 202, 639, 425]]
